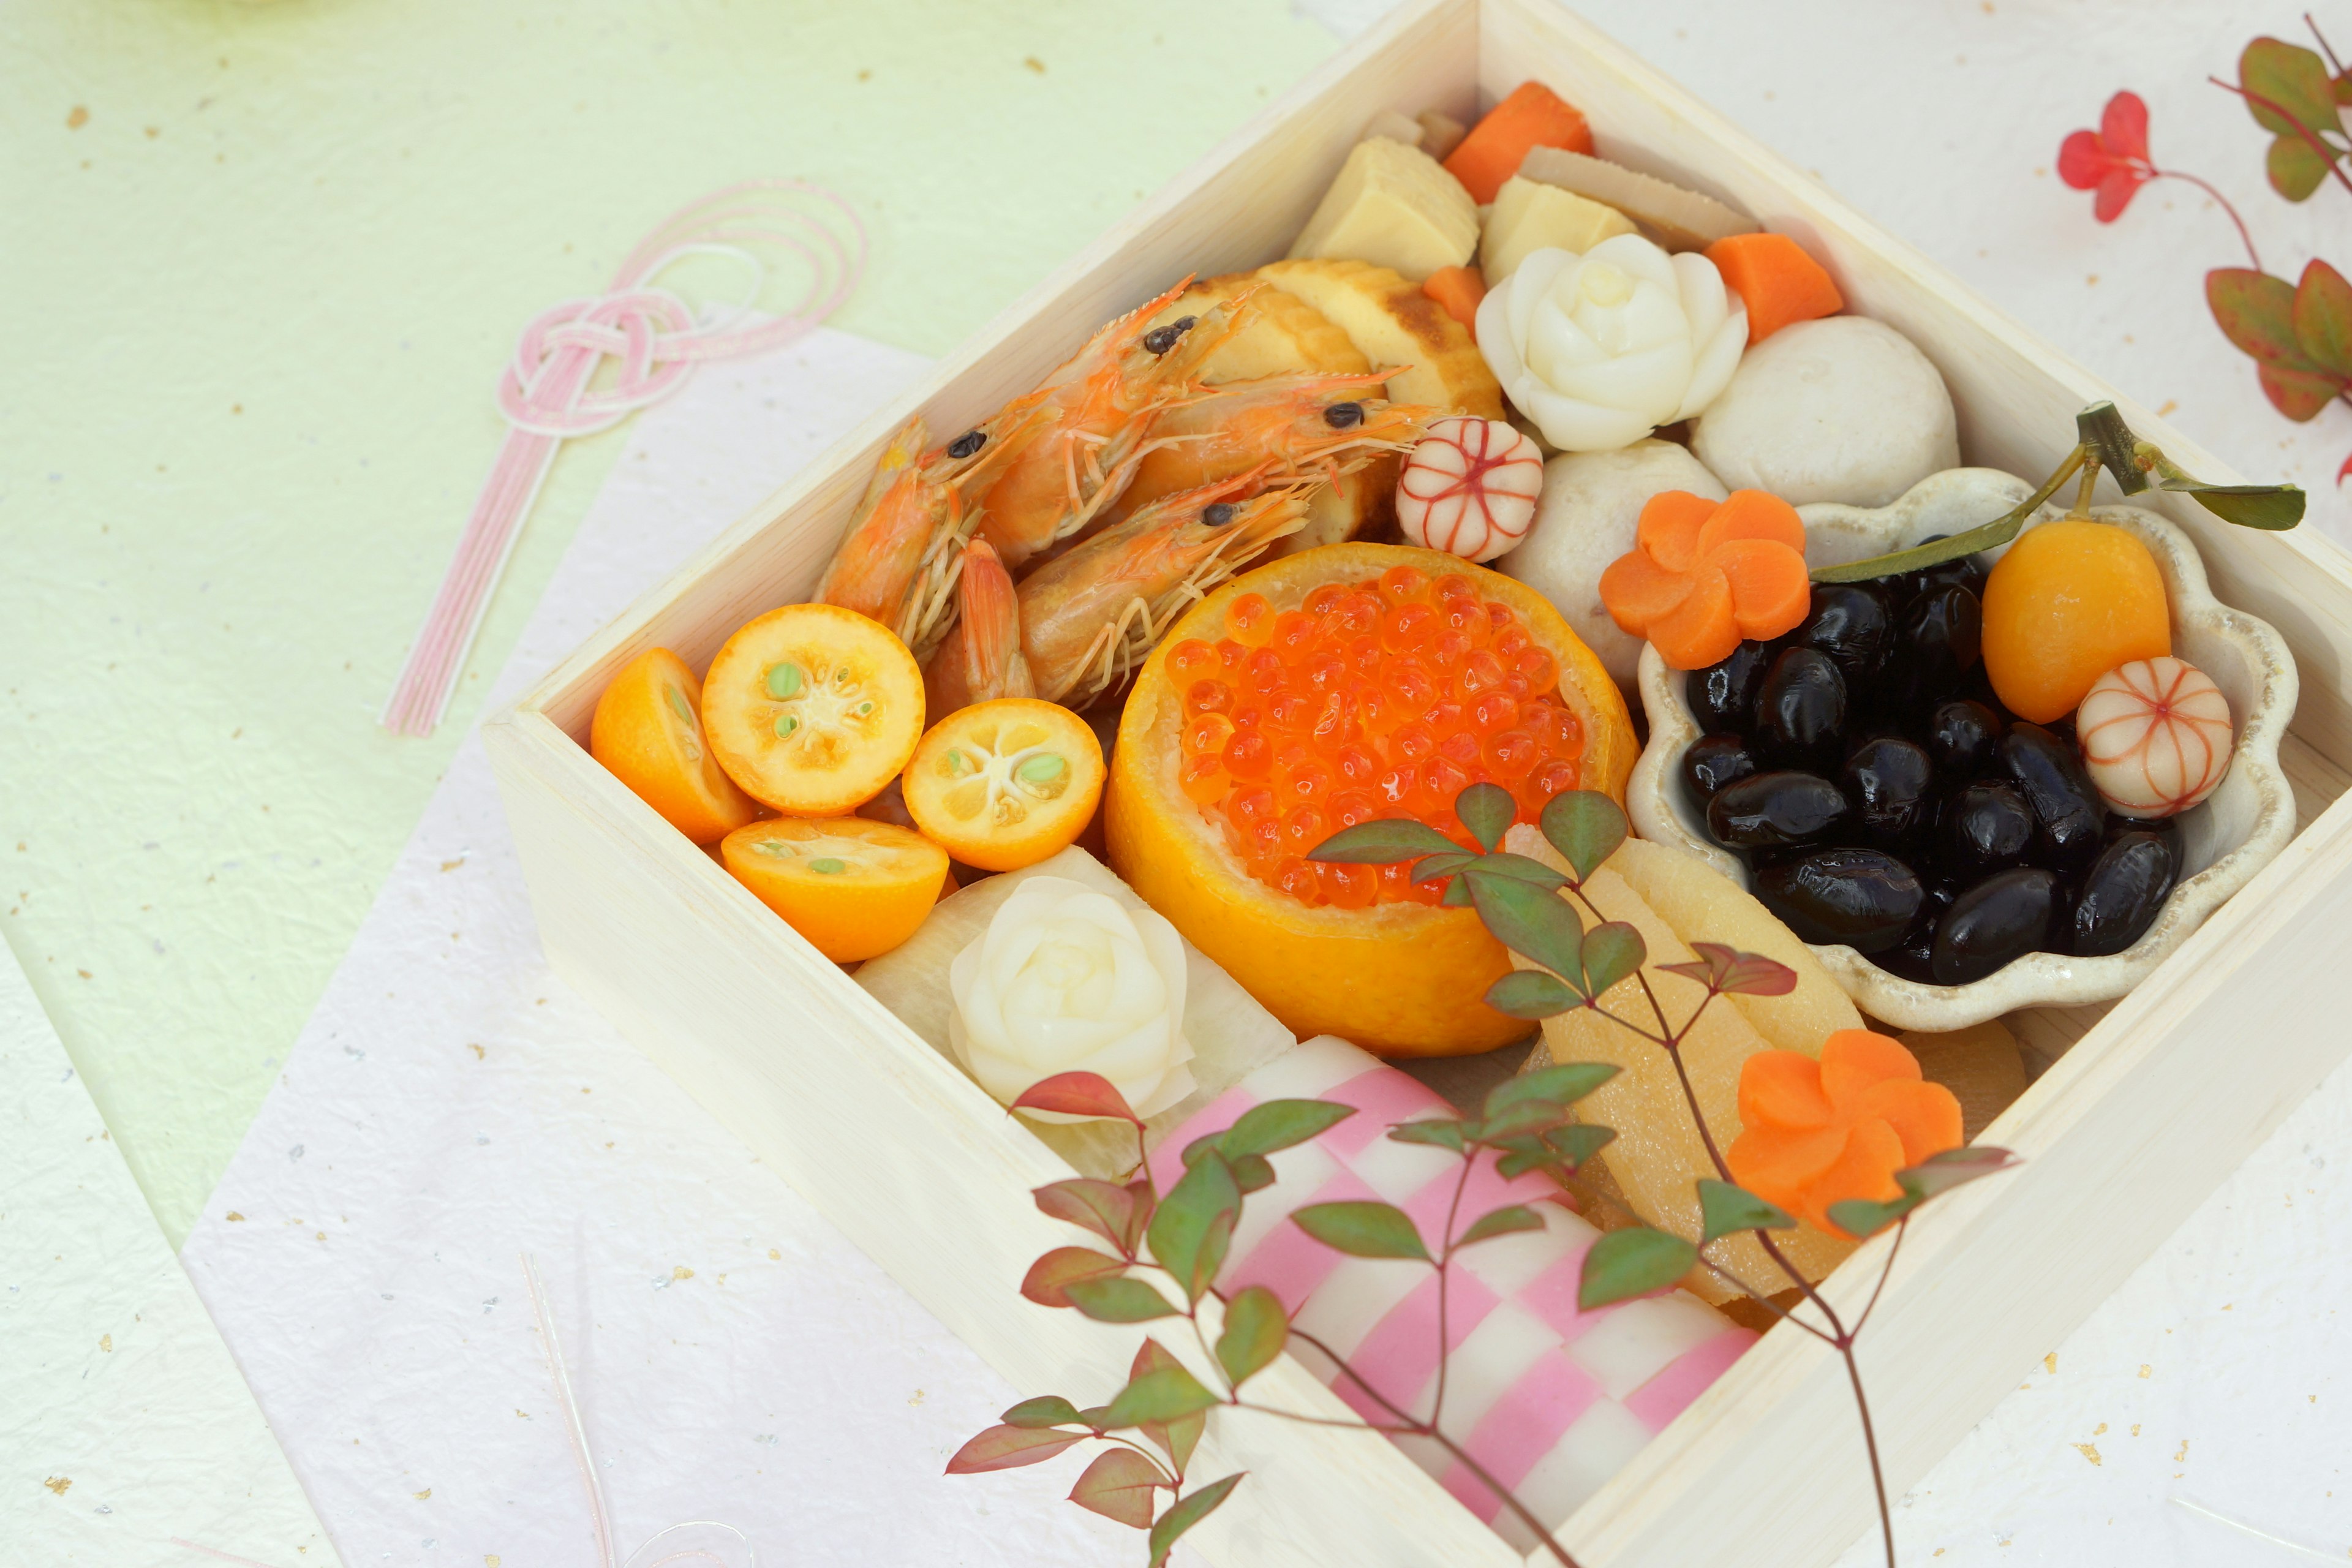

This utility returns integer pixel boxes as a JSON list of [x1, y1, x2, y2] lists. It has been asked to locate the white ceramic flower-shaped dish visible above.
[[1626, 467, 2300, 1031]]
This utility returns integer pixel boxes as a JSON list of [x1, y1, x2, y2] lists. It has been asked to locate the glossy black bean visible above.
[[2107, 814, 2184, 881], [1686, 642, 1774, 735], [1926, 699, 2004, 777], [1939, 780, 2035, 880], [1931, 869, 2058, 984], [1754, 848, 1924, 954], [1755, 647, 1847, 770], [1874, 880, 1956, 983], [1796, 584, 1894, 686], [1842, 737, 1934, 848], [1682, 734, 1759, 809], [1883, 585, 1981, 715], [2071, 832, 2179, 956], [1706, 771, 1852, 848], [2001, 723, 2106, 873]]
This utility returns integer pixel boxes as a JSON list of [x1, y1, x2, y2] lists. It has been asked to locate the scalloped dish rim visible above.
[[1625, 466, 2302, 1033]]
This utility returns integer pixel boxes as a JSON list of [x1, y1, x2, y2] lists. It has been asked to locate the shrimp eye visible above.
[[1142, 315, 1197, 356], [946, 429, 987, 459], [1202, 502, 1238, 527], [1322, 401, 1365, 429]]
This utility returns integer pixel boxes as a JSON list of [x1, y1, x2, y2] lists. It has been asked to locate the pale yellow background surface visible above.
[[3, 0, 1338, 1243]]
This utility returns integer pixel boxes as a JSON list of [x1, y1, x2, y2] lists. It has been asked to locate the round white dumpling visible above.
[[1692, 316, 1959, 508], [1496, 439, 1728, 688]]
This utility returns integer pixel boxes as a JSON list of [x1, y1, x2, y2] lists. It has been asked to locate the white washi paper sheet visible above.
[[2, 934, 336, 1567], [180, 329, 1160, 1568]]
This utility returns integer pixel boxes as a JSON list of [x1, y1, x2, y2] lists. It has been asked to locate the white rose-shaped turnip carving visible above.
[[1476, 233, 1748, 454], [949, 875, 1196, 1120]]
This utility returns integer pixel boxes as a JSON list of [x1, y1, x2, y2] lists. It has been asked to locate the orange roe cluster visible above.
[[1169, 565, 1585, 909]]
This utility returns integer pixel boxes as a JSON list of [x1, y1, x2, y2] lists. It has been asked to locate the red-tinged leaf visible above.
[[1578, 920, 1645, 998], [1129, 1343, 1205, 1474], [946, 1423, 1087, 1474], [1069, 1447, 1167, 1529], [1124, 1178, 1156, 1253], [1148, 1148, 1242, 1305], [1102, 1360, 1221, 1430], [1455, 781, 1517, 852], [1012, 1071, 1141, 1125], [1458, 1204, 1548, 1245], [1309, 816, 1460, 864], [1659, 941, 1802, 997], [1291, 1200, 1430, 1262], [2208, 269, 2309, 366], [2260, 361, 2345, 421], [1577, 1226, 1699, 1310], [2056, 127, 2111, 191], [1485, 968, 1583, 1019], [2339, 450, 2352, 487], [2239, 37, 2344, 138], [1035, 1178, 1140, 1255], [1896, 1144, 2020, 1202], [2100, 89, 2150, 162], [1215, 1285, 1289, 1388], [1062, 1276, 1180, 1323], [1474, 1096, 1570, 1142], [2094, 167, 2146, 223], [1002, 1395, 1084, 1430], [1219, 1098, 1355, 1158], [1540, 791, 1626, 883], [1022, 1246, 1128, 1309], [2295, 260, 2352, 377], [1697, 1178, 1795, 1242], [1485, 1061, 1616, 1118], [2269, 132, 2334, 201], [1149, 1473, 1245, 1568]]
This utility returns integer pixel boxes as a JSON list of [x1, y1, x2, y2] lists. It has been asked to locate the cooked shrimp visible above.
[[1114, 373, 1438, 517], [1017, 470, 1310, 706], [972, 278, 1241, 571], [814, 404, 1038, 659], [922, 538, 1035, 717]]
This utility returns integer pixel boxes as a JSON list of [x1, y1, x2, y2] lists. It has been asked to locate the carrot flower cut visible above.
[[1597, 489, 1812, 670], [1725, 1029, 1964, 1238]]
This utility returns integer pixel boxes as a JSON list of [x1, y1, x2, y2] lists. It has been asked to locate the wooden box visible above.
[[483, 3, 2352, 1562]]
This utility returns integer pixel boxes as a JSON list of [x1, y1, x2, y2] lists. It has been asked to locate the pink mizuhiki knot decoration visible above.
[[380, 179, 867, 737]]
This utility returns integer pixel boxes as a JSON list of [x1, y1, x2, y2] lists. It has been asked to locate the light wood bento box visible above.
[[484, 2, 2352, 1562]]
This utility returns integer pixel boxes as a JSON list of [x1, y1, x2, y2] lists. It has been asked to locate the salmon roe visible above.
[[1169, 564, 1583, 908]]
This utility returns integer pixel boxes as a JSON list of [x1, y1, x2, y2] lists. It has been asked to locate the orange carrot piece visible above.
[[1646, 562, 1740, 670], [1422, 265, 1488, 332], [1713, 537, 1812, 641], [1597, 548, 1692, 635], [1705, 232, 1844, 344], [1695, 488, 1807, 557], [1632, 489, 1717, 573], [1442, 81, 1595, 205], [1819, 1027, 1921, 1101]]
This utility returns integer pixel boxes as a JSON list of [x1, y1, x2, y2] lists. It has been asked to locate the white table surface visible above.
[[181, 4, 2351, 1566]]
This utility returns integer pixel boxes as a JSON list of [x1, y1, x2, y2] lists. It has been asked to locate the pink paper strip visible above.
[[1316, 1066, 1453, 1159], [1516, 1242, 1602, 1345], [1149, 1084, 1259, 1195], [1400, 1153, 1554, 1250], [1224, 1169, 1379, 1314], [1345, 1266, 1501, 1414], [381, 180, 867, 737], [1622, 1328, 1757, 1433], [1439, 1353, 1606, 1517]]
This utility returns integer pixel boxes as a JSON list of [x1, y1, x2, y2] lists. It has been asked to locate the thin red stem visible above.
[[2210, 76, 2352, 198], [2148, 168, 2264, 271], [1429, 1155, 1474, 1427], [1845, 1341, 1896, 1568], [2308, 13, 2346, 78], [1853, 1218, 1909, 1338]]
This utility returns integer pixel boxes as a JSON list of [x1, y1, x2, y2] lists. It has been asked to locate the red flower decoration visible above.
[[2059, 91, 2156, 221]]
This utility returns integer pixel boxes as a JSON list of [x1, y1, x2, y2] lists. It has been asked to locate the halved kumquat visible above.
[[902, 698, 1106, 872], [720, 816, 948, 962], [702, 603, 925, 816], [589, 647, 760, 845]]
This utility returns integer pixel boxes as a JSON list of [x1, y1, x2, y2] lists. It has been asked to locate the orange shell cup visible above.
[[1725, 1029, 1964, 1238], [1598, 491, 1814, 670]]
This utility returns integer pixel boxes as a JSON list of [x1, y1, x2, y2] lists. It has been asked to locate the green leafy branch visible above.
[[1313, 784, 2019, 1566]]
